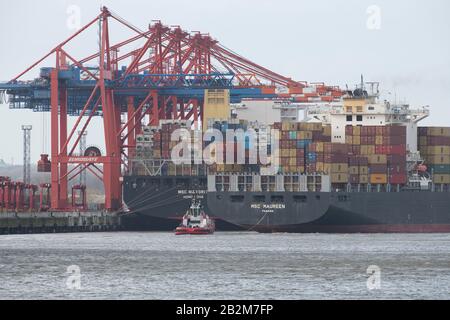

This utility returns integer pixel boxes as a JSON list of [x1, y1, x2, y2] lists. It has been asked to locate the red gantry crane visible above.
[[0, 7, 343, 212]]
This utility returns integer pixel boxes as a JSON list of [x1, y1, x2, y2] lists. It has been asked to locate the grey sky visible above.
[[1, 0, 449, 164]]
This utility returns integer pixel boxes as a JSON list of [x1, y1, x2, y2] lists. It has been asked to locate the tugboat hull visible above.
[[123, 175, 450, 233]]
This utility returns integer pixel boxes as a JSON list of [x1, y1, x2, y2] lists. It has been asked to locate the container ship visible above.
[[122, 83, 450, 233]]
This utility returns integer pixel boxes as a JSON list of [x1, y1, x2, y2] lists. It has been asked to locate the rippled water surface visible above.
[[0, 232, 449, 299]]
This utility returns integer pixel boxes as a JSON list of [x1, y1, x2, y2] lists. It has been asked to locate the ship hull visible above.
[[123, 176, 450, 233], [253, 224, 450, 234]]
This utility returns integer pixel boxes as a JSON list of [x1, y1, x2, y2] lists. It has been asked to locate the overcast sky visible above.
[[0, 0, 449, 164]]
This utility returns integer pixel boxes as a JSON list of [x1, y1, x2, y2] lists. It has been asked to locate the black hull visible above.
[[121, 214, 244, 232], [123, 175, 450, 233]]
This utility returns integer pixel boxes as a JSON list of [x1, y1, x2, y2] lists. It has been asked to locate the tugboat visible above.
[[175, 199, 215, 235]]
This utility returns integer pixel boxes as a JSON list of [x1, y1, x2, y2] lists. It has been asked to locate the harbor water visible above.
[[0, 232, 449, 300]]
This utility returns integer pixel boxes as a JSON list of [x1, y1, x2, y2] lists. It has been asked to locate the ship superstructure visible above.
[[122, 80, 450, 233]]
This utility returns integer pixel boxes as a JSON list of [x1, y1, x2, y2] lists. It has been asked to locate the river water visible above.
[[0, 232, 449, 299]]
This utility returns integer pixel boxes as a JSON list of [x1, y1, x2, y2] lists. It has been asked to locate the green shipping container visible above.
[[429, 165, 450, 174], [289, 131, 297, 140]]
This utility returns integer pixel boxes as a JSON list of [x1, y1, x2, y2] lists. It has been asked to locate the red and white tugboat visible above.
[[175, 200, 215, 235]]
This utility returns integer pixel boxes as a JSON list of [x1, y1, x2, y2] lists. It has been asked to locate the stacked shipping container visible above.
[[132, 120, 413, 188], [207, 119, 250, 173], [275, 123, 407, 186], [418, 127, 450, 184], [133, 121, 196, 176], [275, 122, 331, 174], [347, 125, 407, 185]]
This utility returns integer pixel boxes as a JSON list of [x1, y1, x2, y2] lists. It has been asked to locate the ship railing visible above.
[[127, 158, 167, 176], [128, 158, 208, 176], [210, 172, 329, 193]]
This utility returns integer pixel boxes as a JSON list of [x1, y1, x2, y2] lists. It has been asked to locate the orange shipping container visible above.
[[370, 174, 387, 184], [261, 86, 276, 95]]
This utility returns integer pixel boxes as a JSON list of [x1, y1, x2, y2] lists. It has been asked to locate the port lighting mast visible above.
[[22, 125, 32, 185], [78, 131, 88, 186]]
